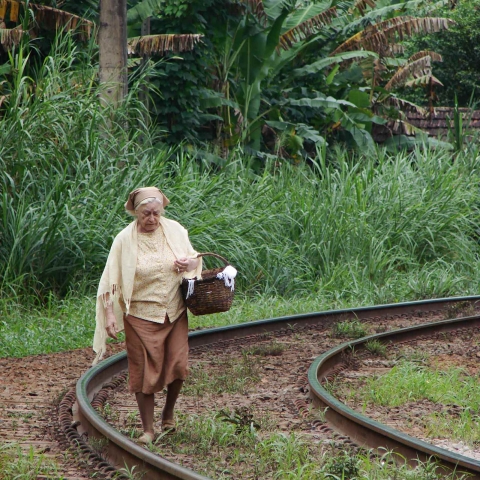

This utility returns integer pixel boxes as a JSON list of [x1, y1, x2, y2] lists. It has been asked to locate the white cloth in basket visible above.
[[185, 265, 237, 299], [216, 265, 237, 290]]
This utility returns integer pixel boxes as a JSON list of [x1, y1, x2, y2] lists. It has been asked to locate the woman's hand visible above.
[[105, 306, 118, 340], [174, 257, 200, 274]]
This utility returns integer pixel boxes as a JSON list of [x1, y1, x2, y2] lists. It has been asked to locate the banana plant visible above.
[[207, 0, 454, 152], [228, 0, 342, 149], [264, 1, 455, 151], [329, 15, 452, 146]]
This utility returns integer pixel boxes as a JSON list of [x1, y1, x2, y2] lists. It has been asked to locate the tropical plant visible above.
[[0, 0, 461, 152], [191, 0, 454, 154], [0, 0, 94, 48], [405, 0, 480, 107], [0, 0, 203, 109], [212, 0, 361, 151], [325, 13, 452, 147]]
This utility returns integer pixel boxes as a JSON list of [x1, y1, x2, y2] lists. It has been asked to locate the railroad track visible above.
[[61, 296, 480, 479]]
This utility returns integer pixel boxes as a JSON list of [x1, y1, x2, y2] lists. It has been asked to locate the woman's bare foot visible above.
[[138, 431, 155, 444]]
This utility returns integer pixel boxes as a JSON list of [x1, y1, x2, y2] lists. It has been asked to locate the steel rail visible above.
[[75, 296, 480, 480], [308, 314, 480, 479]]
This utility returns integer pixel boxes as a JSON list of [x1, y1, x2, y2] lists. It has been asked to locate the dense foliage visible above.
[[407, 0, 480, 107], [0, 0, 464, 154], [2, 37, 480, 307]]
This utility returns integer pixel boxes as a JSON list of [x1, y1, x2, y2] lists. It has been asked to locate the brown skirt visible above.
[[124, 311, 189, 395]]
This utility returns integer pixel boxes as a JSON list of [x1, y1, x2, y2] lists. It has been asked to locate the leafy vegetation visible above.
[[406, 0, 480, 107], [365, 339, 387, 356], [0, 443, 65, 479], [332, 320, 368, 339], [182, 352, 261, 396], [1, 1, 480, 478], [363, 361, 480, 410], [342, 358, 480, 445], [3, 39, 480, 299], [1, 0, 466, 154], [2, 33, 480, 359], [148, 409, 470, 479]]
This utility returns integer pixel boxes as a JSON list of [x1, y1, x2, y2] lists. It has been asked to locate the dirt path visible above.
[[101, 311, 452, 478], [0, 343, 123, 479], [0, 307, 470, 479]]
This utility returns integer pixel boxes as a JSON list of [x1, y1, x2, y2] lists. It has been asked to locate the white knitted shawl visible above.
[[92, 217, 202, 364]]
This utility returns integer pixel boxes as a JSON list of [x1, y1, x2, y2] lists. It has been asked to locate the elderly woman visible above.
[[92, 187, 202, 444]]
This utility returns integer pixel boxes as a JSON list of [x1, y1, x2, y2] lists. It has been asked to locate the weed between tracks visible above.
[[443, 301, 475, 320], [0, 442, 66, 479], [332, 319, 369, 339], [150, 410, 470, 479], [332, 330, 480, 448], [242, 340, 287, 357], [183, 352, 261, 397]]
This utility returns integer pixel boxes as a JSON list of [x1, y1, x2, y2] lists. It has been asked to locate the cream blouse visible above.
[[128, 226, 185, 323]]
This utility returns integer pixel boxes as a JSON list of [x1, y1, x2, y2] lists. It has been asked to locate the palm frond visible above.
[[127, 34, 203, 56], [0, 0, 19, 22], [405, 74, 443, 88], [408, 50, 442, 63], [352, 0, 377, 15], [33, 4, 93, 40], [0, 25, 23, 49], [390, 118, 424, 135], [385, 52, 443, 90], [384, 96, 427, 115], [279, 7, 337, 51], [379, 16, 453, 42], [331, 30, 362, 55], [0, 1, 93, 40], [332, 16, 454, 55], [385, 56, 431, 90], [390, 44, 405, 55]]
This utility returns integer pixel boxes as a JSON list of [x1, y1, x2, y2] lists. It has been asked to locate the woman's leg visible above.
[[135, 392, 155, 435], [162, 379, 184, 423]]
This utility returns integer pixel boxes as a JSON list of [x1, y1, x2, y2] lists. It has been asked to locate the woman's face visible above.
[[136, 203, 162, 233]]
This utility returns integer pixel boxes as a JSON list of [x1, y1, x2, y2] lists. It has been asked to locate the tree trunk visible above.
[[139, 16, 151, 112], [98, 0, 128, 107]]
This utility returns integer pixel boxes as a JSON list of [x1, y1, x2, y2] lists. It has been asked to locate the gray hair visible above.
[[129, 197, 164, 216]]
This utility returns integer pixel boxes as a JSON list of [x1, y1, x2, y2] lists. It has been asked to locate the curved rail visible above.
[[308, 314, 480, 479], [75, 296, 480, 480]]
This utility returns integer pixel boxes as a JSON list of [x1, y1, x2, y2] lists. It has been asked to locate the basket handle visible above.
[[195, 252, 231, 266]]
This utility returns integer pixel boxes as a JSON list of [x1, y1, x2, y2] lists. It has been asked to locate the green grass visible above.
[[332, 319, 369, 339], [362, 361, 480, 410], [183, 352, 261, 397], [2, 280, 480, 359], [425, 408, 480, 445], [3, 40, 480, 303], [150, 410, 469, 479], [242, 340, 286, 357], [0, 295, 96, 358], [345, 360, 480, 445], [365, 339, 388, 357], [0, 443, 65, 479]]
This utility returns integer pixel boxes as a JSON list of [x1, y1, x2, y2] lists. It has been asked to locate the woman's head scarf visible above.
[[125, 187, 170, 213]]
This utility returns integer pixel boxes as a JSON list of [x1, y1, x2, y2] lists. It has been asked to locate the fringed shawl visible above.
[[92, 217, 202, 365]]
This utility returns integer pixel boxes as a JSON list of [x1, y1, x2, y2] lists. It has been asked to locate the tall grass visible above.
[[2, 36, 480, 345]]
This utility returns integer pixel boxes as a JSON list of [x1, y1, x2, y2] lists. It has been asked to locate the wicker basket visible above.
[[181, 252, 235, 316]]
